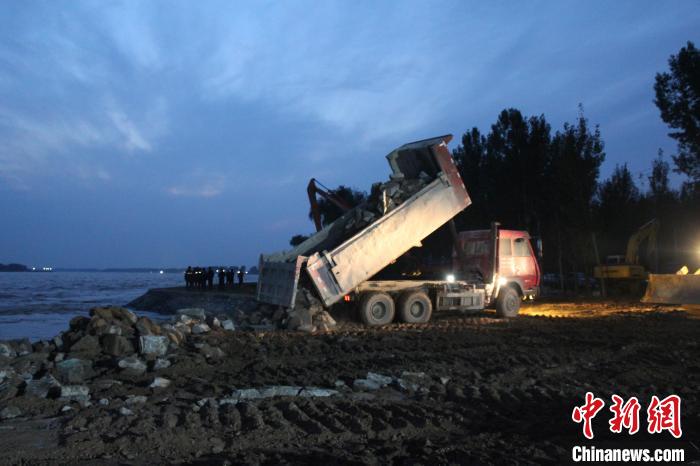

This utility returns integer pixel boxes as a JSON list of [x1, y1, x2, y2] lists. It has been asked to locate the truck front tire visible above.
[[495, 286, 521, 318], [398, 291, 432, 323], [359, 292, 395, 326]]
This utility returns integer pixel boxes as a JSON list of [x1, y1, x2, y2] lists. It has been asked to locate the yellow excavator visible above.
[[594, 219, 659, 291], [593, 218, 700, 305]]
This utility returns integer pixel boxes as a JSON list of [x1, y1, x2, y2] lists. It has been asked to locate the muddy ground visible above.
[[0, 299, 698, 465]]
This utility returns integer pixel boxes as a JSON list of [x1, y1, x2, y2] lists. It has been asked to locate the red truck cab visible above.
[[454, 226, 541, 304]]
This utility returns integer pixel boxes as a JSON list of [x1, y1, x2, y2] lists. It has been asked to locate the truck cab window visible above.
[[463, 240, 488, 256], [513, 237, 530, 257], [499, 238, 512, 256]]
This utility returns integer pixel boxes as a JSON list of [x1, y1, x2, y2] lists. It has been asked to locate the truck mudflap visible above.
[[255, 255, 306, 308]]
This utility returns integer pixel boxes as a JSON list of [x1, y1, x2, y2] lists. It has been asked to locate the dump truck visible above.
[[256, 134, 541, 325]]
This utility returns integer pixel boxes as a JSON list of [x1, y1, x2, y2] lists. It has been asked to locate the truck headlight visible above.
[[498, 277, 508, 287]]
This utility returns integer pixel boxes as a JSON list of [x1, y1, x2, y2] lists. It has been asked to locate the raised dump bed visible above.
[[256, 134, 471, 308]]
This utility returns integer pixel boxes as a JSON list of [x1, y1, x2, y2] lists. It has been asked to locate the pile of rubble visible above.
[[285, 288, 337, 332], [0, 306, 236, 408], [340, 171, 431, 235], [230, 288, 338, 333]]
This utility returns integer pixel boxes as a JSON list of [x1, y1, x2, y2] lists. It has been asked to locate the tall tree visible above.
[[654, 41, 700, 181], [648, 149, 674, 204], [547, 107, 606, 288], [597, 164, 641, 254]]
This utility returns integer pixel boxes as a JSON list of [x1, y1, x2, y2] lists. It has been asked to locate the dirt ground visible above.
[[0, 299, 698, 465]]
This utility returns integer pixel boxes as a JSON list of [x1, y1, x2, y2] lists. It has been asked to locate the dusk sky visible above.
[[1, 1, 698, 268]]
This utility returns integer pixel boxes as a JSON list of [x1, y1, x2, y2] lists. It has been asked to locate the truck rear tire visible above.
[[398, 291, 432, 323], [495, 286, 521, 318], [359, 292, 395, 326]]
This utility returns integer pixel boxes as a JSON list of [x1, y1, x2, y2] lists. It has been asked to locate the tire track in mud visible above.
[[2, 310, 699, 464]]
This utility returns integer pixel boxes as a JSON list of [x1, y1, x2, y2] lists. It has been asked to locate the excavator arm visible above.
[[625, 218, 659, 267], [307, 178, 352, 232]]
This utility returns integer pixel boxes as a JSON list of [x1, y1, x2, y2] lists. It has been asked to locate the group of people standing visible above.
[[184, 266, 247, 290]]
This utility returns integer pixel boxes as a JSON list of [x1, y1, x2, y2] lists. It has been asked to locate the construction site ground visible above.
[[1, 298, 698, 465]]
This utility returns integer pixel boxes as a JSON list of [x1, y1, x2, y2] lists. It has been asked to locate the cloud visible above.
[[108, 110, 152, 152], [165, 170, 226, 198]]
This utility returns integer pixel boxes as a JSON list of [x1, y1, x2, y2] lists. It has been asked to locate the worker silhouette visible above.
[[207, 267, 214, 289], [226, 268, 234, 288], [237, 266, 246, 286], [218, 268, 225, 289], [184, 266, 192, 288]]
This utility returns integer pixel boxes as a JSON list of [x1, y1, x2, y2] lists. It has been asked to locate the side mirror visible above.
[[535, 238, 543, 259]]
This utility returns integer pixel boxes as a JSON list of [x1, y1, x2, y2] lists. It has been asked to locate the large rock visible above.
[[118, 356, 147, 376], [206, 316, 221, 328], [314, 311, 336, 327], [101, 334, 135, 357], [25, 374, 61, 398], [105, 325, 123, 336], [86, 317, 108, 336], [176, 308, 206, 320], [56, 358, 94, 384], [192, 323, 211, 335], [14, 339, 33, 356], [139, 336, 168, 356], [90, 307, 114, 321], [135, 316, 160, 336], [111, 307, 138, 324], [0, 343, 16, 359], [199, 344, 225, 360], [60, 385, 90, 401], [164, 330, 183, 346], [221, 319, 235, 331], [153, 358, 171, 370], [69, 335, 100, 354], [0, 406, 21, 420], [353, 372, 393, 391], [69, 316, 90, 332], [149, 377, 171, 389], [52, 335, 64, 350], [286, 308, 313, 331]]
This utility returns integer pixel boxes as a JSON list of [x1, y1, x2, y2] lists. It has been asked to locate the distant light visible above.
[[32, 267, 36, 271], [159, 270, 164, 274], [446, 274, 455, 283]]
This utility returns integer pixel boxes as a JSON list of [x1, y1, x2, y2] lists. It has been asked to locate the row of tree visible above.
[[452, 108, 697, 288], [292, 41, 700, 291]]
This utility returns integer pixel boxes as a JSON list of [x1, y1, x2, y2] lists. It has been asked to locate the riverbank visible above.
[[126, 285, 259, 315], [0, 300, 697, 464]]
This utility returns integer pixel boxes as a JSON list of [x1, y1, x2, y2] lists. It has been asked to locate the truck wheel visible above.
[[398, 291, 432, 323], [495, 286, 521, 318], [359, 292, 395, 326]]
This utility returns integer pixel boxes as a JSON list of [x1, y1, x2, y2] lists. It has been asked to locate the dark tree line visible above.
[[452, 103, 698, 290], [289, 41, 699, 290], [451, 106, 606, 289]]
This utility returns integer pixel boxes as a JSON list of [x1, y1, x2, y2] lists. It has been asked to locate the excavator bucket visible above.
[[642, 273, 700, 305]]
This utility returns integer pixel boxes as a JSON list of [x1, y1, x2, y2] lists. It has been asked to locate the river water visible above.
[[0, 271, 184, 341]]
